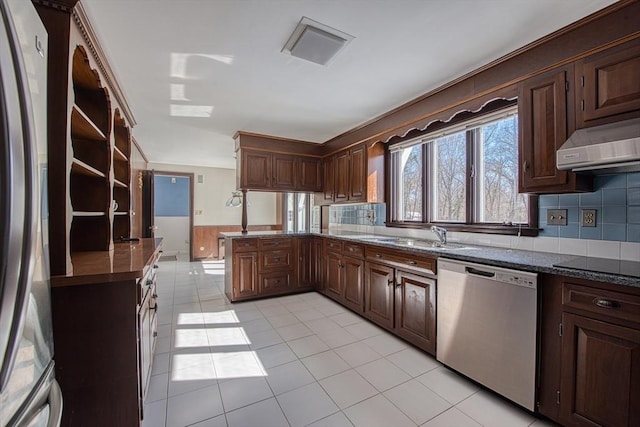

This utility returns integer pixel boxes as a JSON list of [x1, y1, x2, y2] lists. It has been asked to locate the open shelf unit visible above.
[[70, 46, 111, 252]]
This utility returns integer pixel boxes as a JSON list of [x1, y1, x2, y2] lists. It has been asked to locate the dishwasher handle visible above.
[[465, 266, 495, 278]]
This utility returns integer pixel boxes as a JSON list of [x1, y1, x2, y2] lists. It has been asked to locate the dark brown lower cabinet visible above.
[[560, 313, 640, 427], [394, 270, 436, 355], [342, 256, 364, 312], [364, 262, 394, 329], [325, 250, 343, 301], [364, 261, 436, 355], [539, 274, 640, 427], [231, 251, 258, 300]]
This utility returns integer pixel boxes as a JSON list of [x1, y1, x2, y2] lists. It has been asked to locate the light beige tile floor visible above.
[[144, 259, 556, 427]]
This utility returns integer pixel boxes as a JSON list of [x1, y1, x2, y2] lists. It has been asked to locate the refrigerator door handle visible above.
[[0, 0, 39, 393]]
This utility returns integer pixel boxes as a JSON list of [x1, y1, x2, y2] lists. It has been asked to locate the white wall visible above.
[[155, 217, 190, 257], [148, 163, 278, 226]]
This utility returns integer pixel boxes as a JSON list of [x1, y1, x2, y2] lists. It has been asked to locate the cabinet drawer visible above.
[[365, 248, 436, 275], [325, 239, 343, 252], [259, 238, 292, 250], [562, 282, 640, 325], [235, 238, 258, 252], [260, 249, 293, 270], [343, 243, 364, 258], [260, 271, 293, 295]]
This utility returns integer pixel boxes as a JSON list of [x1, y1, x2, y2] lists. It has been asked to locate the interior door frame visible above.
[[153, 171, 194, 261]]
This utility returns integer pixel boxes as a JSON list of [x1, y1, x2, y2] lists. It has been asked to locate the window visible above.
[[390, 106, 537, 234], [284, 193, 311, 232]]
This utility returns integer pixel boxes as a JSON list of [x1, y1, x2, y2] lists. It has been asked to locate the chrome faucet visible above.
[[431, 226, 447, 246]]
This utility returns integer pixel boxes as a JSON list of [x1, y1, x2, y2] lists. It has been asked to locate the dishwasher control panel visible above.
[[495, 272, 536, 289]]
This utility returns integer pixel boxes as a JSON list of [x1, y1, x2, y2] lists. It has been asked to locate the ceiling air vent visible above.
[[282, 17, 354, 66]]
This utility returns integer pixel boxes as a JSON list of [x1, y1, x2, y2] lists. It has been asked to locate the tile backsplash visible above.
[[539, 172, 640, 243], [329, 203, 386, 227]]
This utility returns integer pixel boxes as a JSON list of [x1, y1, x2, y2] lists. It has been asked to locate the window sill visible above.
[[384, 221, 540, 237]]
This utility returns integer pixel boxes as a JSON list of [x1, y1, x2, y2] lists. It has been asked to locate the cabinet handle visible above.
[[153, 264, 159, 269], [406, 260, 417, 265], [151, 303, 158, 311], [274, 241, 280, 246], [153, 294, 158, 298], [274, 258, 280, 262], [146, 279, 153, 286], [300, 257, 303, 262], [387, 278, 394, 286], [593, 297, 620, 309], [153, 331, 158, 338], [348, 247, 355, 252], [522, 160, 529, 172]]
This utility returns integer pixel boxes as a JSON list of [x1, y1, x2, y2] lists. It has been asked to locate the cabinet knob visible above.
[[375, 253, 382, 258], [274, 258, 280, 262], [348, 247, 354, 252], [593, 297, 619, 309], [407, 260, 417, 265]]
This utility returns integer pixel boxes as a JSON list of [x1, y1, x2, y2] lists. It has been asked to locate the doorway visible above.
[[153, 172, 194, 261]]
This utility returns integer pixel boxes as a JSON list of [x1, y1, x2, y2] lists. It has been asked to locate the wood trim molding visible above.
[[132, 137, 149, 163], [31, 0, 78, 13], [72, 2, 137, 127]]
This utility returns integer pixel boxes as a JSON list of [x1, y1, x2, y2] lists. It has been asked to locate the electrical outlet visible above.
[[581, 209, 597, 227], [547, 209, 568, 225]]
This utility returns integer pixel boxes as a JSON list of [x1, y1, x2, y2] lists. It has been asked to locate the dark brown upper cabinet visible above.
[[272, 154, 296, 189], [237, 148, 322, 192], [239, 150, 272, 190], [321, 142, 384, 204], [518, 66, 592, 194], [576, 40, 640, 128], [297, 157, 322, 192]]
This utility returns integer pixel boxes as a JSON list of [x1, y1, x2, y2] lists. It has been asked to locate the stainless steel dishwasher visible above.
[[437, 258, 538, 411]]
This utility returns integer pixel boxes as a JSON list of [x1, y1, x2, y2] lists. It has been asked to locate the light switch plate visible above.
[[547, 209, 568, 225], [581, 209, 597, 227]]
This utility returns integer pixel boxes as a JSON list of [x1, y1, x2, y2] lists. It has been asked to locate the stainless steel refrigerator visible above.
[[0, 0, 62, 425]]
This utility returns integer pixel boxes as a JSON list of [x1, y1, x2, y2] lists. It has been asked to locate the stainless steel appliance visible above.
[[556, 117, 640, 173], [0, 0, 62, 425], [437, 258, 538, 411]]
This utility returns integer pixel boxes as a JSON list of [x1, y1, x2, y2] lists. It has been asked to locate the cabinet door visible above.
[[364, 262, 395, 329], [325, 251, 343, 301], [298, 157, 322, 192], [272, 154, 296, 189], [241, 151, 271, 189], [577, 42, 640, 125], [348, 144, 366, 202], [394, 270, 436, 355], [232, 251, 258, 299], [334, 151, 349, 202], [139, 295, 151, 403], [519, 69, 571, 192], [342, 256, 364, 313], [560, 313, 640, 427], [313, 238, 323, 291], [323, 156, 335, 203], [297, 238, 313, 289]]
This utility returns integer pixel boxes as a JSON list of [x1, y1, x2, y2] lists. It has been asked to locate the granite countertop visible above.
[[221, 231, 639, 287]]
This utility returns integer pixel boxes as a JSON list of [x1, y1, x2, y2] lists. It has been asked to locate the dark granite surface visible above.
[[221, 231, 640, 287]]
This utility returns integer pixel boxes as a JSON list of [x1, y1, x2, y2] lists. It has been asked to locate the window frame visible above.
[[387, 106, 539, 236], [282, 192, 311, 233]]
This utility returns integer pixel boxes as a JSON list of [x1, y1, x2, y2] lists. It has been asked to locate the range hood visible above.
[[556, 117, 640, 174]]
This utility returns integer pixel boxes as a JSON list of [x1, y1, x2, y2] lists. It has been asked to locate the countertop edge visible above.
[[221, 232, 639, 288]]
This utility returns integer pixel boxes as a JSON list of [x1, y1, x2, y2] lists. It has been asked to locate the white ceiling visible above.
[[82, 0, 618, 169]]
